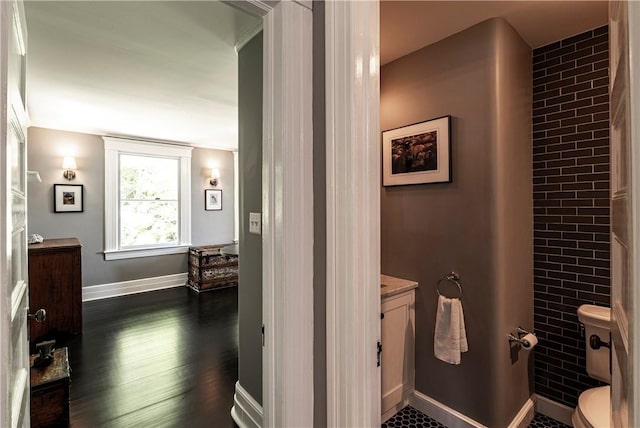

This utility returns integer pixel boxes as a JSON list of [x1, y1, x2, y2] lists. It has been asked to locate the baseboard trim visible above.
[[82, 273, 187, 301], [231, 381, 263, 428], [507, 396, 536, 428], [534, 394, 574, 426], [410, 390, 487, 428]]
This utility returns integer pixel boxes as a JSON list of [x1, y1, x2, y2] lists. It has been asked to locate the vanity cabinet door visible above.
[[381, 291, 415, 418]]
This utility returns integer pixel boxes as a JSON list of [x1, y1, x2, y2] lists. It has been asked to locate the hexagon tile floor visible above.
[[382, 406, 571, 428]]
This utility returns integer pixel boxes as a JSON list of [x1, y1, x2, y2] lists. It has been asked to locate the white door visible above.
[[609, 1, 639, 427], [0, 1, 30, 427]]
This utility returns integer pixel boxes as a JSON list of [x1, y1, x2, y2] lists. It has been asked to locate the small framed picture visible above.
[[54, 184, 84, 213], [382, 115, 452, 186], [205, 189, 222, 211]]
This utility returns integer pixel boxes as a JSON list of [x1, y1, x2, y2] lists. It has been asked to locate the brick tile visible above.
[[561, 115, 593, 126], [549, 60, 579, 75], [562, 47, 594, 63], [534, 72, 562, 86], [575, 68, 609, 83], [577, 51, 609, 66], [593, 59, 608, 71], [594, 26, 608, 36], [547, 77, 576, 91], [561, 81, 593, 95], [547, 93, 577, 106], [534, 105, 562, 116], [533, 27, 610, 409], [562, 98, 593, 110], [534, 88, 561, 102], [577, 121, 609, 132], [562, 64, 593, 79], [562, 31, 594, 46], [562, 132, 593, 143]]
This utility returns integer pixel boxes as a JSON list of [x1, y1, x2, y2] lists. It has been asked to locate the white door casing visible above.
[[610, 1, 639, 427], [0, 0, 30, 427], [227, 1, 314, 427], [261, 1, 313, 427], [325, 1, 381, 426]]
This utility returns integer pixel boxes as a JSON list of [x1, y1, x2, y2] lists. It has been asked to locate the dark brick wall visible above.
[[532, 26, 610, 408]]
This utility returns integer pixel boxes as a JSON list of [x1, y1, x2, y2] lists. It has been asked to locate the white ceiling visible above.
[[25, 1, 260, 151], [381, 1, 608, 65], [26, 1, 609, 148]]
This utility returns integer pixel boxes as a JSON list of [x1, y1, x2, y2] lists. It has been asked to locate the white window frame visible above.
[[103, 136, 192, 260]]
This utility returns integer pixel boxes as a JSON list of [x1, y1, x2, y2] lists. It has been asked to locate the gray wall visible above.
[[237, 32, 263, 405], [27, 126, 235, 287], [381, 18, 532, 427], [312, 1, 327, 427]]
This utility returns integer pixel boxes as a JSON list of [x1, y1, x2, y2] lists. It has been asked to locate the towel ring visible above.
[[436, 272, 462, 299]]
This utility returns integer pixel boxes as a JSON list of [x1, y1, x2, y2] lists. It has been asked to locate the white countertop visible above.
[[381, 274, 419, 298]]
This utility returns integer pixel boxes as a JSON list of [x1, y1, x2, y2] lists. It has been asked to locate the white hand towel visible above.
[[434, 295, 468, 365]]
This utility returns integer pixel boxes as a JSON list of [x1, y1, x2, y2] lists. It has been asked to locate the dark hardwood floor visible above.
[[60, 286, 238, 428]]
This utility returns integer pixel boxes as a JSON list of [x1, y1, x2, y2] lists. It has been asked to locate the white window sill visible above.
[[104, 245, 190, 261]]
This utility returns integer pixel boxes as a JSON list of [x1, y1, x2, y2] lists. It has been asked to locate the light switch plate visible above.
[[249, 212, 261, 235]]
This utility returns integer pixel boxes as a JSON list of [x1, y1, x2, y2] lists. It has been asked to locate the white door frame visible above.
[[627, 2, 640, 425], [325, 1, 381, 427], [261, 1, 313, 426], [229, 1, 314, 427]]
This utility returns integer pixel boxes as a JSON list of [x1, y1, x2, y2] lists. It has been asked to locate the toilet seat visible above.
[[573, 386, 611, 428]]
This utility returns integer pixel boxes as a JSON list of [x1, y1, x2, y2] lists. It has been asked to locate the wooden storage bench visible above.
[[30, 347, 70, 428], [188, 244, 238, 292]]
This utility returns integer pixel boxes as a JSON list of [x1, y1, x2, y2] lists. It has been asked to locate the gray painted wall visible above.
[[237, 32, 263, 405], [27, 126, 235, 287], [381, 18, 532, 427], [312, 1, 327, 426]]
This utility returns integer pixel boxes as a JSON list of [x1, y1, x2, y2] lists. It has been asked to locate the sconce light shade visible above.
[[62, 156, 77, 170], [63, 156, 77, 180], [210, 168, 220, 187]]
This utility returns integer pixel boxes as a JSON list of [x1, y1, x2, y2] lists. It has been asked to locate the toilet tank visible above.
[[577, 304, 611, 383]]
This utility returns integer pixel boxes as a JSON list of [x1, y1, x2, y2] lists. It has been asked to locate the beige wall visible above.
[[381, 18, 532, 427]]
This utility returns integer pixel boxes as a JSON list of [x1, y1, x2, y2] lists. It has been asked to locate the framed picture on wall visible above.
[[205, 189, 222, 211], [382, 115, 452, 186], [54, 184, 84, 213]]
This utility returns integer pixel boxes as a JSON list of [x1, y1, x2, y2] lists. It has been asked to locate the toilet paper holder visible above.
[[508, 327, 536, 347]]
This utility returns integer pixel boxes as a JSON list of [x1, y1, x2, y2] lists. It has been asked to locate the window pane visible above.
[[120, 201, 178, 247], [120, 155, 178, 200]]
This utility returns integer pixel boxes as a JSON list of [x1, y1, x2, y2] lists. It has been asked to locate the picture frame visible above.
[[382, 115, 452, 186], [205, 189, 222, 211], [54, 184, 84, 213]]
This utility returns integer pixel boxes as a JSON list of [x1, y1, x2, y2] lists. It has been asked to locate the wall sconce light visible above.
[[209, 168, 220, 187], [62, 156, 77, 180]]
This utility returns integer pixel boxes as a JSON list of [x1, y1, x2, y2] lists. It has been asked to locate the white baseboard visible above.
[[508, 396, 536, 428], [534, 394, 574, 426], [410, 390, 487, 428], [82, 273, 187, 302], [231, 381, 263, 428]]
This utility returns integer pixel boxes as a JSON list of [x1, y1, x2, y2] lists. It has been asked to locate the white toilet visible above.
[[572, 304, 611, 428]]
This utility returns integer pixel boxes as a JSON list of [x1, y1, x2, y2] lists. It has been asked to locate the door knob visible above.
[[28, 309, 46, 323]]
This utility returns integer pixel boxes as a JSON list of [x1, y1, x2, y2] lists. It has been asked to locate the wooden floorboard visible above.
[[59, 286, 238, 428]]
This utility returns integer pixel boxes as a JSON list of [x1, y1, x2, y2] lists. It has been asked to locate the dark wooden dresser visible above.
[[28, 238, 82, 343], [30, 347, 70, 428]]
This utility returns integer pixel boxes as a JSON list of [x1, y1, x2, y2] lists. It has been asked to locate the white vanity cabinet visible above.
[[381, 275, 417, 421]]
